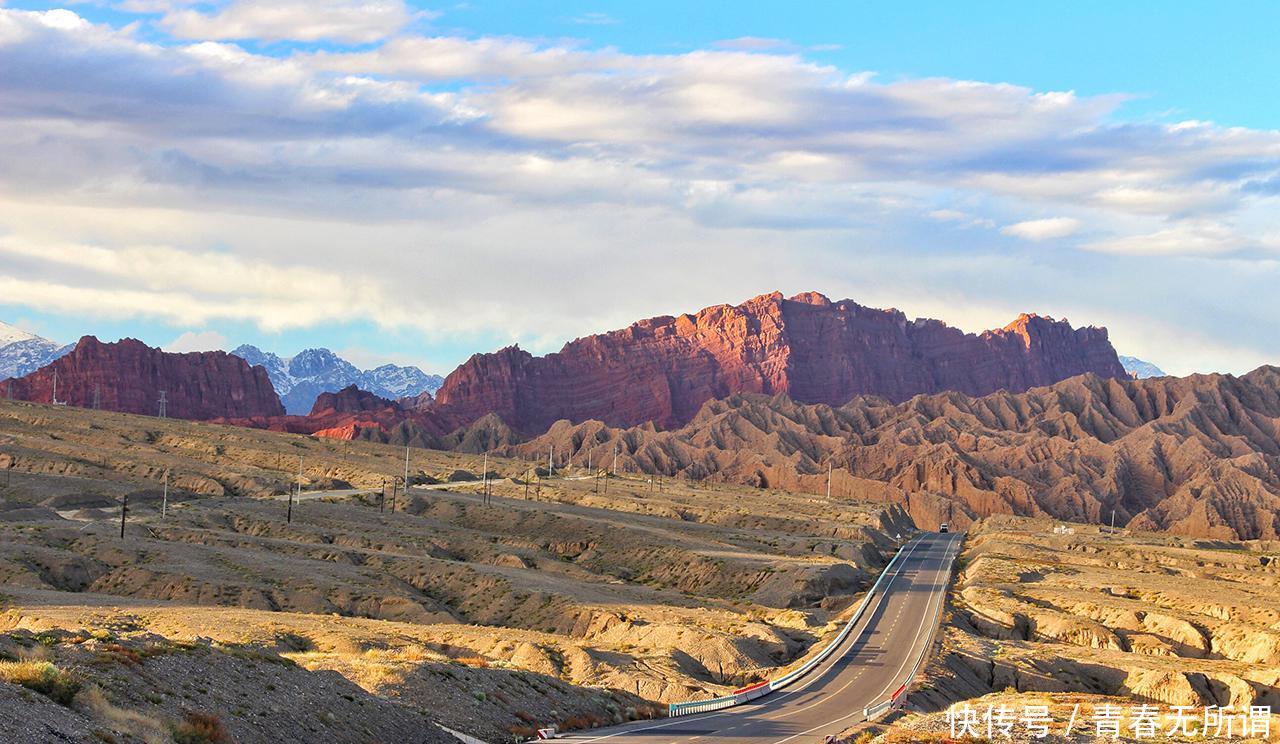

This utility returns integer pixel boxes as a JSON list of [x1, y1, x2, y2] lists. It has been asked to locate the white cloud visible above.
[[1083, 219, 1247, 256], [1, 8, 1280, 373], [166, 330, 229, 352], [714, 36, 795, 52], [161, 0, 418, 43], [1001, 217, 1081, 241], [928, 209, 996, 229]]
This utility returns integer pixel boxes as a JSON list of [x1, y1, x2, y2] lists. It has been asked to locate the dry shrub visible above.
[[99, 644, 143, 666], [171, 711, 229, 744], [559, 712, 607, 730], [0, 660, 81, 705], [514, 710, 537, 723], [81, 686, 170, 744]]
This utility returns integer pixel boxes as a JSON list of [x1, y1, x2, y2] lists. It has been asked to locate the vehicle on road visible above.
[[939, 522, 949, 533]]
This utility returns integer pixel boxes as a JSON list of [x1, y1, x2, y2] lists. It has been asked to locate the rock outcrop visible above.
[[498, 367, 1280, 539], [433, 291, 1127, 432], [309, 385, 397, 416], [2, 336, 284, 420]]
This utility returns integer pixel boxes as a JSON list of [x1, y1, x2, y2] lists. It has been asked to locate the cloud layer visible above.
[[1, 6, 1278, 374]]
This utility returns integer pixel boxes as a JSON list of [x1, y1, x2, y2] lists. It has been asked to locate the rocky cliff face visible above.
[[309, 385, 397, 416], [3, 336, 284, 420], [434, 291, 1128, 433], [497, 367, 1280, 540]]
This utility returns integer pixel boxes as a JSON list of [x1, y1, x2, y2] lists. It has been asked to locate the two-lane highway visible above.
[[566, 531, 963, 744]]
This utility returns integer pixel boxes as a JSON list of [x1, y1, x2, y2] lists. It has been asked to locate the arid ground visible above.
[[861, 516, 1280, 742], [0, 399, 911, 743]]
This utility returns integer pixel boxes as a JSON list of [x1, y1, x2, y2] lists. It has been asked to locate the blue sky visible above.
[[1, 1, 1279, 375]]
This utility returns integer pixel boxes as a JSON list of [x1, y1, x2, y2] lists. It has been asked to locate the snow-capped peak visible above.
[[0, 323, 72, 379], [0, 321, 38, 347], [228, 344, 442, 414]]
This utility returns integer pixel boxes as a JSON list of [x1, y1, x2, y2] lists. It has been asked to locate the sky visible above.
[[1, 2, 1278, 376]]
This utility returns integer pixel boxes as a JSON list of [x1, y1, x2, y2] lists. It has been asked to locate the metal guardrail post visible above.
[[666, 536, 920, 717]]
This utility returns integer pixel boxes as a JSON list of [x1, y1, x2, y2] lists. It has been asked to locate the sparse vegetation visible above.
[[0, 660, 81, 705], [0, 397, 917, 740], [171, 711, 230, 744]]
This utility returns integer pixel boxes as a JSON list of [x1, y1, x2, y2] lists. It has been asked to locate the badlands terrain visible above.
[[873, 515, 1280, 742], [0, 398, 911, 742], [496, 367, 1280, 540]]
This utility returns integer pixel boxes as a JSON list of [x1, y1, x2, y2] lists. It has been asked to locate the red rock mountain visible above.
[[433, 291, 1128, 433], [309, 385, 397, 416], [3, 336, 284, 420], [498, 368, 1280, 540]]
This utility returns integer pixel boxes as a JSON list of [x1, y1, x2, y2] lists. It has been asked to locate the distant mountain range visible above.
[[431, 291, 1131, 433], [0, 322, 73, 380], [1118, 355, 1167, 379], [230, 345, 443, 415]]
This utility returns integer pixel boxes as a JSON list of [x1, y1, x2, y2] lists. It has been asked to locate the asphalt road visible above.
[[565, 531, 963, 744]]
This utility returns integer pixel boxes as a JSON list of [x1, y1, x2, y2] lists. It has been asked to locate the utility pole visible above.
[[482, 451, 489, 505], [548, 446, 553, 477], [826, 459, 832, 500], [92, 384, 100, 410], [120, 492, 127, 539], [380, 477, 386, 513], [157, 390, 167, 419], [162, 469, 169, 518], [51, 370, 59, 405], [524, 468, 530, 499], [403, 443, 411, 503], [288, 455, 301, 523], [605, 442, 618, 493], [1111, 509, 1116, 533]]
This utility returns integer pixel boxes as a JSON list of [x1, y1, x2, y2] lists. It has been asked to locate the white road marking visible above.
[[761, 538, 929, 721], [572, 533, 959, 744], [766, 534, 961, 744]]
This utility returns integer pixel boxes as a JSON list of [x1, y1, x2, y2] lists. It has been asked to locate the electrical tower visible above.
[[92, 385, 101, 410], [157, 391, 167, 418]]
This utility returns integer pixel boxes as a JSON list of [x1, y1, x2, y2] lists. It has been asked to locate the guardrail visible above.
[[862, 535, 960, 723], [667, 536, 918, 718]]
